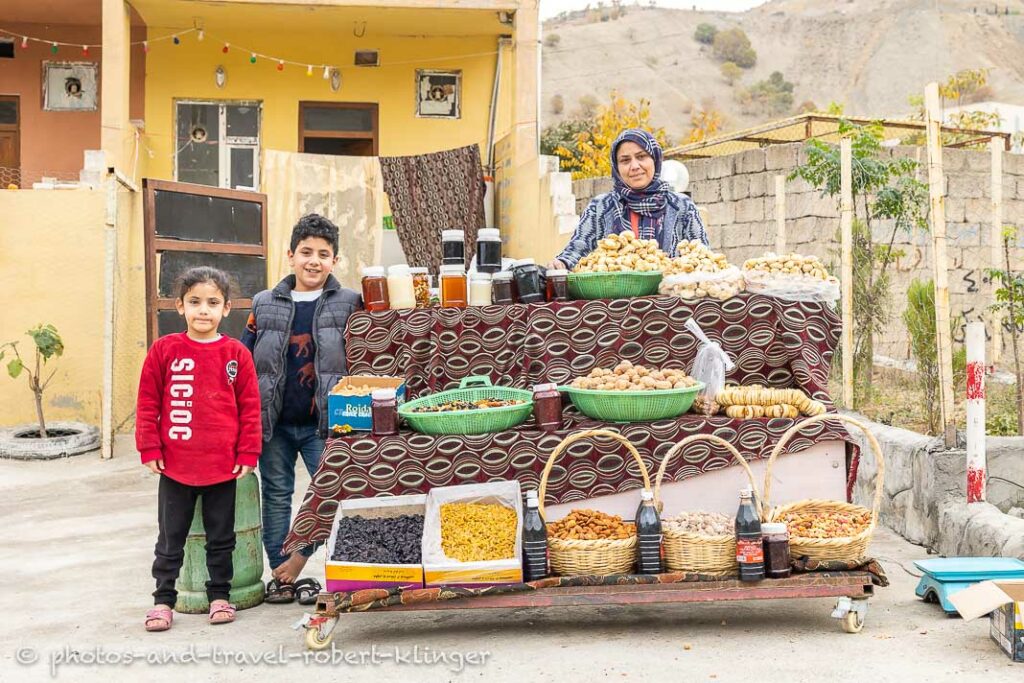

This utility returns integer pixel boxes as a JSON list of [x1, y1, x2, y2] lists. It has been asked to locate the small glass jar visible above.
[[442, 229, 465, 266], [439, 265, 468, 308], [409, 267, 431, 308], [546, 270, 568, 302], [387, 264, 416, 310], [532, 383, 562, 432], [492, 271, 515, 305], [761, 522, 791, 579], [371, 388, 399, 437], [361, 266, 390, 312], [476, 228, 503, 273], [512, 258, 543, 304], [469, 271, 493, 306]]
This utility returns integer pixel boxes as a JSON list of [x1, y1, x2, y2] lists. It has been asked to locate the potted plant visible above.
[[0, 324, 99, 459]]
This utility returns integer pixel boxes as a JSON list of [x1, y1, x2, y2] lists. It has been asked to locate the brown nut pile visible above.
[[779, 509, 871, 539], [440, 502, 518, 562], [548, 509, 636, 541], [570, 360, 698, 391], [663, 511, 734, 536], [716, 385, 826, 417], [742, 252, 834, 281], [664, 240, 733, 275], [573, 231, 672, 273]]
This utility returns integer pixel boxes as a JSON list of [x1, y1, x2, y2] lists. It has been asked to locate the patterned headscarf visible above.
[[610, 128, 673, 240]]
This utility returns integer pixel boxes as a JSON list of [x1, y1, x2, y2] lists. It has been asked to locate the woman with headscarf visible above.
[[547, 128, 707, 271]]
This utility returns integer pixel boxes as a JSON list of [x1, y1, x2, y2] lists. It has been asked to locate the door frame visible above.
[[298, 101, 379, 156]]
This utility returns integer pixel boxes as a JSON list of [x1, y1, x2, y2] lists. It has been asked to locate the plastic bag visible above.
[[422, 480, 522, 566], [659, 266, 746, 301], [685, 318, 735, 416], [742, 269, 840, 303]]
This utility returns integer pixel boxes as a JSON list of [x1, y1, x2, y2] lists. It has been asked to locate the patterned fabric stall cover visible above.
[[379, 144, 486, 273]]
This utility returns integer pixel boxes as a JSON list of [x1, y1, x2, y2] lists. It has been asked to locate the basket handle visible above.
[[537, 428, 652, 519], [761, 413, 885, 525], [458, 375, 493, 389], [653, 433, 762, 521]]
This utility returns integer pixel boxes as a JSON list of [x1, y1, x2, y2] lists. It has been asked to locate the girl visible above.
[[136, 267, 262, 631]]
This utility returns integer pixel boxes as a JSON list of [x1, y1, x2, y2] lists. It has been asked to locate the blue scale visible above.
[[914, 558, 1024, 614]]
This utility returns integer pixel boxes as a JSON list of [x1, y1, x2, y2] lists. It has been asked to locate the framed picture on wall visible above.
[[43, 61, 99, 111], [415, 69, 461, 119]]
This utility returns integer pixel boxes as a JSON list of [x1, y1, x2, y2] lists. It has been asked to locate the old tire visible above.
[[0, 422, 100, 460]]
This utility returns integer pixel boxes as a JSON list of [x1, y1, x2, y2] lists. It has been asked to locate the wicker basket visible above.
[[398, 376, 533, 435], [559, 383, 704, 422], [654, 434, 762, 574], [539, 429, 650, 576], [567, 271, 663, 300], [763, 413, 885, 562]]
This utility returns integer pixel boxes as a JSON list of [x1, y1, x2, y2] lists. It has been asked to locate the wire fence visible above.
[[1, 166, 98, 188]]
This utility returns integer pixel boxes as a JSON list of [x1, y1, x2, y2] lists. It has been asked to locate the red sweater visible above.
[[136, 333, 262, 486]]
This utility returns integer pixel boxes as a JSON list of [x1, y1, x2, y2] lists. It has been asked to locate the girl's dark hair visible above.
[[174, 266, 234, 301]]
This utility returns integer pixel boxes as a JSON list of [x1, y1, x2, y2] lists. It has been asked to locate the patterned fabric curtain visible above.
[[262, 150, 384, 291], [379, 144, 486, 273]]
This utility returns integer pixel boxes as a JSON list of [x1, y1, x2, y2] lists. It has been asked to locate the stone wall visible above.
[[572, 143, 1024, 364]]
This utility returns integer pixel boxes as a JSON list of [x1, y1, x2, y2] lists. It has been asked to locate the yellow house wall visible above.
[[140, 30, 506, 181]]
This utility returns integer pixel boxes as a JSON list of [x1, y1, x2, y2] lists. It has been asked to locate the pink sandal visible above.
[[145, 607, 173, 632], [208, 601, 236, 625]]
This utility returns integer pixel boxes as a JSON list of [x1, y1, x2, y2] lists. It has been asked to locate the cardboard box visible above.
[[324, 494, 425, 593], [949, 579, 1024, 662], [327, 376, 405, 432], [422, 480, 523, 589]]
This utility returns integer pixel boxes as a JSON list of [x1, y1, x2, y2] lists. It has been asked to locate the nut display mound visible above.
[[439, 502, 517, 562], [742, 252, 840, 302], [663, 511, 734, 537], [570, 361, 699, 391], [712, 384, 827, 418], [548, 509, 636, 541], [659, 241, 745, 301], [563, 362, 703, 422], [778, 509, 872, 539], [572, 231, 673, 273]]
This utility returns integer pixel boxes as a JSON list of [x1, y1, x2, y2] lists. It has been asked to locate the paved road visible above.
[[0, 438, 1016, 682]]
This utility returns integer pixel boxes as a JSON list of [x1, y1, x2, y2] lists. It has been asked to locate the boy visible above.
[[241, 214, 362, 604]]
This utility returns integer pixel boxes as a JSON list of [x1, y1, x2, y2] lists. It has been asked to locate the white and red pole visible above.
[[965, 321, 986, 503]]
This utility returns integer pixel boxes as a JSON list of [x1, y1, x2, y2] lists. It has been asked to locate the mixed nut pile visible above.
[[572, 232, 673, 273], [777, 509, 872, 538], [409, 398, 525, 413], [663, 511, 734, 537], [548, 509, 636, 541], [570, 361, 699, 392]]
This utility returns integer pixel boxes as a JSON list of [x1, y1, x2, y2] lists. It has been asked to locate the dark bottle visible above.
[[512, 258, 544, 304], [522, 489, 548, 581], [476, 228, 503, 273], [492, 271, 515, 305], [735, 488, 765, 582], [546, 270, 568, 302], [762, 522, 791, 579], [635, 488, 663, 574]]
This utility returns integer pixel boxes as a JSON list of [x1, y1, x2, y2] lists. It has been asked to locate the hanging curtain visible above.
[[262, 150, 384, 290], [380, 144, 486, 273]]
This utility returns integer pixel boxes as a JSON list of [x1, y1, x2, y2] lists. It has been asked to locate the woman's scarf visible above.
[[610, 128, 673, 240]]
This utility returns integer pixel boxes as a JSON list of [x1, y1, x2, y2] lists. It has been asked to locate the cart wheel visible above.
[[304, 617, 338, 650], [841, 610, 864, 634]]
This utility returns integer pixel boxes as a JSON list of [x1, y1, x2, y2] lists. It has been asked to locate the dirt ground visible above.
[[0, 436, 1019, 682]]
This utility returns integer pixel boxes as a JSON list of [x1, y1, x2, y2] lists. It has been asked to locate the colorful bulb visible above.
[[50, 43, 58, 54], [222, 43, 229, 54], [306, 65, 313, 77], [277, 60, 284, 71], [197, 30, 204, 41], [21, 36, 28, 49], [82, 45, 89, 56], [322, 66, 330, 79], [172, 35, 180, 45], [142, 41, 149, 53], [249, 53, 257, 64]]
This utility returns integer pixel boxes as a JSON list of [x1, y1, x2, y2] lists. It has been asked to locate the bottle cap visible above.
[[442, 229, 465, 241], [533, 383, 558, 393], [640, 488, 654, 501], [361, 265, 385, 278], [526, 489, 539, 501], [761, 523, 787, 535], [739, 487, 753, 498], [493, 270, 513, 281], [547, 269, 567, 279], [371, 388, 397, 401], [477, 228, 500, 240], [387, 264, 410, 276], [512, 257, 536, 267]]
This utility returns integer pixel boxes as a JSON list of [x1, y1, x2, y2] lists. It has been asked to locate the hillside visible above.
[[540, 0, 1024, 143]]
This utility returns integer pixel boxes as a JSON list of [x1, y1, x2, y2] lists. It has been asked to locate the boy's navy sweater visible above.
[[241, 294, 319, 427]]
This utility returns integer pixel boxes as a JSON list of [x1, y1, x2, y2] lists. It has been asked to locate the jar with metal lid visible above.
[[361, 265, 390, 312], [468, 271, 493, 306], [512, 258, 543, 304], [439, 264, 468, 308], [409, 267, 431, 308], [387, 264, 416, 310], [491, 271, 515, 305], [761, 522, 791, 579], [371, 388, 399, 437], [546, 269, 568, 302], [532, 383, 562, 432], [441, 229, 465, 266], [476, 228, 503, 273]]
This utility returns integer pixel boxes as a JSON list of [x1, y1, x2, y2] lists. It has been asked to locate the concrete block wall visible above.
[[572, 143, 1024, 365]]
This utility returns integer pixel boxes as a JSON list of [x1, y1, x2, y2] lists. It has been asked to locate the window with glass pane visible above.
[[176, 103, 219, 187], [302, 106, 373, 132], [230, 147, 255, 189], [226, 105, 259, 139], [0, 101, 16, 125]]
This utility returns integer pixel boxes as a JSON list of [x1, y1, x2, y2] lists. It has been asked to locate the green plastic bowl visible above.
[[558, 383, 704, 422], [567, 271, 664, 300], [399, 376, 534, 435]]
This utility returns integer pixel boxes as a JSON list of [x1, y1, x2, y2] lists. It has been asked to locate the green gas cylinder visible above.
[[174, 472, 265, 613]]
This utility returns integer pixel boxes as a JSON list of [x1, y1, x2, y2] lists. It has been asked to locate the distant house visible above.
[[944, 101, 1024, 152]]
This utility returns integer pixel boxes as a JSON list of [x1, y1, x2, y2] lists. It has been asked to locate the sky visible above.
[[539, 0, 768, 19]]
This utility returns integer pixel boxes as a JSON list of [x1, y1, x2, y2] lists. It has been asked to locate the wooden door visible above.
[[0, 96, 20, 187]]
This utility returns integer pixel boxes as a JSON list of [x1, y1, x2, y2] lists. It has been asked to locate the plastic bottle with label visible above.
[[735, 487, 765, 582], [635, 488, 663, 574], [522, 489, 548, 581]]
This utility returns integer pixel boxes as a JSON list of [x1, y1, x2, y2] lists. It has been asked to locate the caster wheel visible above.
[[841, 610, 864, 633], [305, 618, 337, 650]]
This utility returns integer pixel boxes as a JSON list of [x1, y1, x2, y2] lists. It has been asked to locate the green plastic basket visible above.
[[567, 271, 664, 300], [558, 383, 704, 422], [399, 376, 534, 435]]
